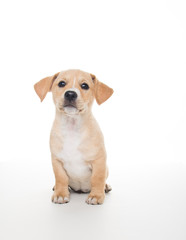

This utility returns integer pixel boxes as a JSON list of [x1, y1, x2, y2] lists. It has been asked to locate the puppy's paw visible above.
[[52, 191, 70, 204], [86, 192, 105, 205], [105, 183, 112, 193]]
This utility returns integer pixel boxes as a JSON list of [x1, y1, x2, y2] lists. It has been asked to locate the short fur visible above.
[[34, 69, 113, 204]]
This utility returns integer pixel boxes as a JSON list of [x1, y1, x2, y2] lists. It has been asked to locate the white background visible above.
[[0, 0, 186, 239]]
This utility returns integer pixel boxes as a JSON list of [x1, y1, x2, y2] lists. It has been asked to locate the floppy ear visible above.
[[90, 74, 114, 105], [34, 72, 59, 102]]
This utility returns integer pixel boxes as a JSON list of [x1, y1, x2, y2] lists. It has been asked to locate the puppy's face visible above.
[[34, 69, 113, 115], [52, 70, 95, 115]]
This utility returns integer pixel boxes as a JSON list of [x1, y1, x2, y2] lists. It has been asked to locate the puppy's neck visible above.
[[55, 110, 92, 131]]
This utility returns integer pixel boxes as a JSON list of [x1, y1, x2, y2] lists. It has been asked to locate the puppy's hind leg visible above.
[[105, 183, 112, 193], [105, 167, 112, 193]]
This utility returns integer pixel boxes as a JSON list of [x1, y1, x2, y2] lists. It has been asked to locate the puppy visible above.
[[34, 69, 113, 204]]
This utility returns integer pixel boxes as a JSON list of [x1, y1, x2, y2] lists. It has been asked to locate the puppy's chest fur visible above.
[[54, 117, 92, 191]]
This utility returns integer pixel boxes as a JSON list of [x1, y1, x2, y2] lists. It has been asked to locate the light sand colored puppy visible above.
[[34, 69, 113, 204]]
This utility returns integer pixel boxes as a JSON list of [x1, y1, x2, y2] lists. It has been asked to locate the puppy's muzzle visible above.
[[63, 90, 78, 109]]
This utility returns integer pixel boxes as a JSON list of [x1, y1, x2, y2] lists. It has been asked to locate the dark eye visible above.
[[81, 83, 89, 90], [58, 81, 66, 87]]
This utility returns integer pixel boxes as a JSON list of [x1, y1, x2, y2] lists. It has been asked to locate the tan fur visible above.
[[34, 72, 59, 102], [34, 69, 113, 204], [51, 156, 70, 203]]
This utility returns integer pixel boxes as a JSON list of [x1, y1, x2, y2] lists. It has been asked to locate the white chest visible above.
[[55, 118, 92, 191], [60, 130, 82, 163]]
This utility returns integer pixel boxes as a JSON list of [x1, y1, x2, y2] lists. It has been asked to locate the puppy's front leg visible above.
[[86, 158, 106, 205], [51, 156, 70, 204]]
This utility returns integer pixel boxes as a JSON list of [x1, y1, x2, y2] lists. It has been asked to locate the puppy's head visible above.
[[34, 69, 113, 115]]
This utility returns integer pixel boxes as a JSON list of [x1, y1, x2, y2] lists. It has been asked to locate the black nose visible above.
[[65, 91, 78, 101]]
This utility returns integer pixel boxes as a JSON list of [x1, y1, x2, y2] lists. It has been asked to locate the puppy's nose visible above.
[[65, 91, 78, 101]]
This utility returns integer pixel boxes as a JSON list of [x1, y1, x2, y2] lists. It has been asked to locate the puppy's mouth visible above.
[[58, 101, 81, 115], [58, 101, 84, 114], [63, 103, 77, 109]]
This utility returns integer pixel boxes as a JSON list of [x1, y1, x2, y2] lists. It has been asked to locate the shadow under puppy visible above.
[[34, 69, 113, 205]]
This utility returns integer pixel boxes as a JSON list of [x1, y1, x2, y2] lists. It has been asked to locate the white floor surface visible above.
[[0, 160, 186, 240]]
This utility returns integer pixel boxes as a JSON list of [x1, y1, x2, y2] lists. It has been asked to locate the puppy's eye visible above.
[[58, 81, 66, 87], [81, 83, 89, 90]]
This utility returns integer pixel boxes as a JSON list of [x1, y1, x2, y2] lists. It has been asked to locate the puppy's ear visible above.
[[34, 72, 59, 102], [90, 74, 114, 105]]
